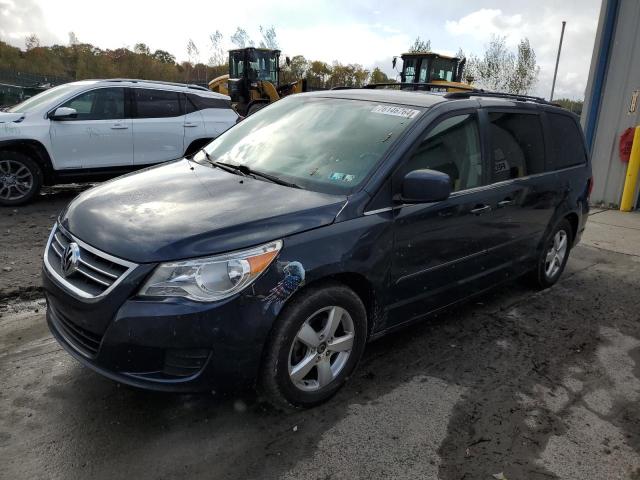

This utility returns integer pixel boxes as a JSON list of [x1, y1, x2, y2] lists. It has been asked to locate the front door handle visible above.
[[470, 204, 492, 215], [184, 122, 199, 128], [111, 123, 128, 130], [497, 198, 515, 208]]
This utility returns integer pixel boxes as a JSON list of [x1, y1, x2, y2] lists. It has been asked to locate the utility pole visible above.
[[550, 21, 567, 101]]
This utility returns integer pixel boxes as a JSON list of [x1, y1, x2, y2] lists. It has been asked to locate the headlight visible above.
[[139, 240, 282, 302]]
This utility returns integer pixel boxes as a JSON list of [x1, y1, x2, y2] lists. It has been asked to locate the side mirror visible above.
[[49, 107, 77, 120], [285, 56, 291, 67], [401, 169, 451, 203], [392, 57, 397, 69]]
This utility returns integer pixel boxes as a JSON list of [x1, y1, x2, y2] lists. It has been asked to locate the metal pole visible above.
[[550, 21, 567, 101]]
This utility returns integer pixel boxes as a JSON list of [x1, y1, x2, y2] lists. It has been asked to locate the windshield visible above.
[[7, 83, 79, 113], [430, 58, 457, 82], [249, 50, 278, 83], [196, 96, 422, 194]]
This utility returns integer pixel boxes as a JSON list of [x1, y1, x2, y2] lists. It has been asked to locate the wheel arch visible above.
[[0, 139, 55, 184], [279, 272, 381, 340], [564, 211, 579, 244]]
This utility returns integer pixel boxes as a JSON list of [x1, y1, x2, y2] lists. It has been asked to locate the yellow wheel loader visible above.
[[365, 52, 473, 92], [208, 47, 306, 116]]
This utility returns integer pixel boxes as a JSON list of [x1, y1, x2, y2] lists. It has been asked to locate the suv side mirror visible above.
[[49, 107, 77, 120], [401, 169, 451, 203]]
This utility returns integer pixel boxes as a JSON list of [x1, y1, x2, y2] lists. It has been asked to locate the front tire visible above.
[[0, 151, 42, 206], [528, 218, 573, 289], [261, 283, 367, 409]]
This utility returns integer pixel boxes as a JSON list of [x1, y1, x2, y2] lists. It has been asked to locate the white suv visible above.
[[0, 79, 239, 205]]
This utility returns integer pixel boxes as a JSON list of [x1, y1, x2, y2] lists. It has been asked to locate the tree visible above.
[[208, 30, 225, 67], [186, 39, 199, 66], [307, 60, 332, 88], [259, 26, 278, 49], [25, 34, 40, 51], [508, 38, 538, 95], [465, 35, 539, 95], [370, 67, 390, 84], [409, 37, 431, 53], [153, 49, 176, 64], [230, 27, 253, 48], [134, 43, 150, 55]]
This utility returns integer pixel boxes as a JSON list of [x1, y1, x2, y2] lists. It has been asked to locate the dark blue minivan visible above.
[[43, 89, 591, 408]]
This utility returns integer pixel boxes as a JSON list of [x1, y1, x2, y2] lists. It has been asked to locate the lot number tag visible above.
[[371, 105, 420, 119]]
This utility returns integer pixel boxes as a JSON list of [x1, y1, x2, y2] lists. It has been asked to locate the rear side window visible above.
[[185, 93, 229, 113], [547, 113, 587, 169], [487, 112, 545, 183], [134, 89, 182, 118], [405, 114, 483, 191], [60, 88, 125, 120]]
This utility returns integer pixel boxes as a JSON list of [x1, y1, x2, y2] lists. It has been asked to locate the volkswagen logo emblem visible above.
[[61, 242, 81, 277]]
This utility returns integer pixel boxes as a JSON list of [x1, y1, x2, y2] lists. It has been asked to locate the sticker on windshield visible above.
[[371, 105, 420, 119], [329, 172, 356, 182]]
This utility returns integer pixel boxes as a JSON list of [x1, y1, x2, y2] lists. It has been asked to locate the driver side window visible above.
[[60, 88, 125, 121], [405, 114, 483, 191]]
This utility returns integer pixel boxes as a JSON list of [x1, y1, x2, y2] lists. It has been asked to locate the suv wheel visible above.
[[0, 151, 42, 206], [261, 283, 367, 409], [528, 218, 573, 289]]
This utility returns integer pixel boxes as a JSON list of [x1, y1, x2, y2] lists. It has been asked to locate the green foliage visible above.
[[554, 98, 583, 115], [0, 39, 211, 84], [409, 37, 431, 53], [464, 35, 539, 95], [370, 67, 392, 84], [230, 28, 253, 48], [0, 23, 390, 91], [259, 26, 278, 50]]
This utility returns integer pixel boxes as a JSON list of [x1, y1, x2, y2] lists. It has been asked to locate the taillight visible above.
[[587, 176, 594, 198]]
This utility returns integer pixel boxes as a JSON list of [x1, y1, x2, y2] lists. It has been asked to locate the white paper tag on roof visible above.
[[371, 105, 420, 119]]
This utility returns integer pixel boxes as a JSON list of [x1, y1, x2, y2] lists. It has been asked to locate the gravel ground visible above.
[[0, 186, 90, 301], [1, 195, 640, 479]]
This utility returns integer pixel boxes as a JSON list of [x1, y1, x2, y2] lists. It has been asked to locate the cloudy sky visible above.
[[0, 0, 601, 99]]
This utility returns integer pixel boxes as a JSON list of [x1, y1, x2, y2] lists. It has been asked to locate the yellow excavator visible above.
[[367, 52, 473, 92], [208, 47, 307, 116]]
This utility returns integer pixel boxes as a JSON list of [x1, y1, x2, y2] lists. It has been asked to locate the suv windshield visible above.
[[196, 96, 422, 194], [7, 83, 80, 113]]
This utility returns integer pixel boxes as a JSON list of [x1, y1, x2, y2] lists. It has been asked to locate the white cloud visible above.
[[0, 0, 600, 100], [445, 9, 523, 45]]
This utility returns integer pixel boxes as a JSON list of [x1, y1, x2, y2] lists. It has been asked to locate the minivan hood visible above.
[[0, 111, 25, 123], [60, 159, 346, 263]]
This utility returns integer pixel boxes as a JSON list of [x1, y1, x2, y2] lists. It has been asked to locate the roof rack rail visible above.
[[444, 90, 559, 106], [363, 82, 474, 91], [103, 78, 209, 91]]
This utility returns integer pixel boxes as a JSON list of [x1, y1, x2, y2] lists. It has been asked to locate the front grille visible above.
[[44, 224, 137, 299], [50, 303, 103, 358]]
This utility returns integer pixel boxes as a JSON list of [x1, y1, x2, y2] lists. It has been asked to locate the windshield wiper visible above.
[[214, 162, 301, 189]]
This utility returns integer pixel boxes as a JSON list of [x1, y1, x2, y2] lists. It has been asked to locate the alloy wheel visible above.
[[288, 306, 355, 392], [0, 160, 34, 202], [545, 230, 568, 279]]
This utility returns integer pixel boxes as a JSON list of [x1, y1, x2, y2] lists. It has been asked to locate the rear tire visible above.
[[260, 283, 367, 410], [527, 218, 573, 289], [0, 151, 42, 206]]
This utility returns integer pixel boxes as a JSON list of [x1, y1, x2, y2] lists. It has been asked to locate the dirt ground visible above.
[[0, 186, 91, 301], [1, 194, 640, 479]]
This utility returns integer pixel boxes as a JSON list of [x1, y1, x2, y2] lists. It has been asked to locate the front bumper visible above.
[[43, 262, 281, 392]]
